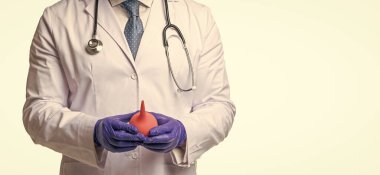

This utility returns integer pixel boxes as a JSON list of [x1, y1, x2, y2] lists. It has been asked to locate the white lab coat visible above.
[[22, 0, 235, 174]]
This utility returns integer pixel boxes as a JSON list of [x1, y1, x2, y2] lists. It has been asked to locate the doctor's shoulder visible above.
[[34, 0, 80, 34], [183, 0, 216, 20], [179, 0, 220, 44]]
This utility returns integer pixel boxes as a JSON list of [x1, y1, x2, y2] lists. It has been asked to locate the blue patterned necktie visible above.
[[122, 0, 144, 59]]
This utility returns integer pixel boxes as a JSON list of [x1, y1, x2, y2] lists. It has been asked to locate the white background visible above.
[[1, 0, 380, 174]]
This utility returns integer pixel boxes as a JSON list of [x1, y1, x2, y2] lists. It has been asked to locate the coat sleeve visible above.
[[170, 6, 236, 167], [22, 8, 106, 168]]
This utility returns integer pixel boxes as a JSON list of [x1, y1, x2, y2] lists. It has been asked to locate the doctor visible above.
[[23, 0, 235, 174]]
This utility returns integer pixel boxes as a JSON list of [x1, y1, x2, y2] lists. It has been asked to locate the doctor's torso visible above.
[[50, 0, 206, 117], [27, 0, 231, 174]]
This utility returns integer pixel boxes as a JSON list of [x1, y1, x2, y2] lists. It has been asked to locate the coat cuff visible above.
[[169, 116, 197, 167], [78, 114, 107, 168], [170, 141, 190, 167]]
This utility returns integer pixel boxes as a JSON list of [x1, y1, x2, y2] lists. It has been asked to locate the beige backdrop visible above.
[[1, 0, 380, 174]]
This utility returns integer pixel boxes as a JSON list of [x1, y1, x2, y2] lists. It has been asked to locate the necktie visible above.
[[122, 0, 144, 59]]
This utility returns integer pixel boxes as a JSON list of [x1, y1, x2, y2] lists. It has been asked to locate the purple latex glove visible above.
[[142, 112, 187, 153], [94, 112, 145, 152]]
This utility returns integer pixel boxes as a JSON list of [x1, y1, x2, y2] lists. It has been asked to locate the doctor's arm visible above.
[[22, 8, 106, 168], [170, 7, 236, 166]]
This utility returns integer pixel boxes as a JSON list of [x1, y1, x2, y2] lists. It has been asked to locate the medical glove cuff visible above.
[[178, 120, 187, 147], [93, 120, 101, 147]]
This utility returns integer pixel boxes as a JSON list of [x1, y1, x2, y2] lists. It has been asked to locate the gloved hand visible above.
[[142, 112, 187, 153], [94, 112, 145, 152]]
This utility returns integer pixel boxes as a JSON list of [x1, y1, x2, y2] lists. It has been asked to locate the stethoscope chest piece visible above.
[[86, 38, 103, 55]]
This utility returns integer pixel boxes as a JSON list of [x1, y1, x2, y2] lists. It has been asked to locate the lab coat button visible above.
[[131, 153, 138, 159], [131, 73, 137, 80]]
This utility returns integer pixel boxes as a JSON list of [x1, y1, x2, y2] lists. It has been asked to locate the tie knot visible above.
[[122, 0, 140, 17]]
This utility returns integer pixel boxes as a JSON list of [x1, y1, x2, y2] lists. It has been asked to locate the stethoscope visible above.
[[86, 0, 196, 92]]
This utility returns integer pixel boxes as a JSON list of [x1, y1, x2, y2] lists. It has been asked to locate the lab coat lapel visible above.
[[135, 0, 166, 63], [84, 0, 136, 67]]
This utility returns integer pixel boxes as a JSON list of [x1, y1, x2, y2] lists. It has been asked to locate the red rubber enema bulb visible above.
[[130, 100, 158, 136]]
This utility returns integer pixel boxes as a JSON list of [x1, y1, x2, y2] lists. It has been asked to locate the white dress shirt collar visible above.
[[109, 0, 154, 8]]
